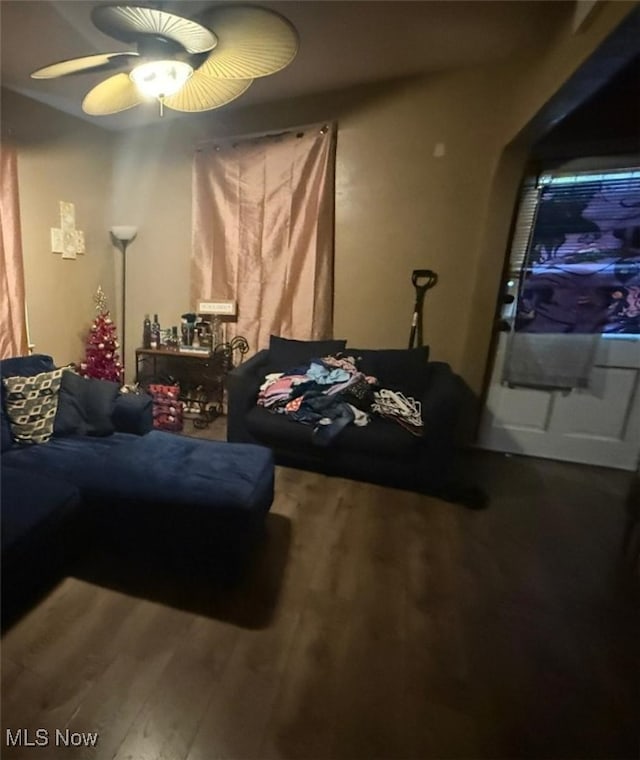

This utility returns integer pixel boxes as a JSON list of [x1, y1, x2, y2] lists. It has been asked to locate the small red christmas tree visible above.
[[79, 286, 123, 382]]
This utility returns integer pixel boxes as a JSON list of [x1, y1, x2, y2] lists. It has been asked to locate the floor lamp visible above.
[[110, 225, 138, 376]]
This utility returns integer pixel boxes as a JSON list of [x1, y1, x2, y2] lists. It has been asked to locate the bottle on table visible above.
[[150, 314, 161, 349], [142, 314, 151, 349]]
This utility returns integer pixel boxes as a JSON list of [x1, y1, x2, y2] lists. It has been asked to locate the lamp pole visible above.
[[120, 239, 129, 365], [110, 227, 138, 379]]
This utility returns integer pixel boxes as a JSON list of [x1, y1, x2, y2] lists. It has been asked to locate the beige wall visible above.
[[3, 0, 635, 390], [2, 89, 116, 367], [113, 1, 635, 388], [111, 71, 512, 379]]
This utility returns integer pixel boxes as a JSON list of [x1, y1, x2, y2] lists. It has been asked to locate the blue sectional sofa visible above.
[[1, 354, 275, 619]]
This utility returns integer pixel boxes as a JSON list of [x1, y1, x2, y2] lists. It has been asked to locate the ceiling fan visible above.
[[30, 3, 299, 116]]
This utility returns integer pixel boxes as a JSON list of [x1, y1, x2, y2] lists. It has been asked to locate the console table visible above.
[[135, 338, 248, 427]]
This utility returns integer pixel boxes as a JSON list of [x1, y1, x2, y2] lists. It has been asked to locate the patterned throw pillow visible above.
[[3, 368, 65, 444]]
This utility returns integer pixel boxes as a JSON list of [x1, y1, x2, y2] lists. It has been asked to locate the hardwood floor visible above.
[[2, 418, 639, 759]]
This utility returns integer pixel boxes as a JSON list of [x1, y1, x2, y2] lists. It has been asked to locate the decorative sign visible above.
[[197, 299, 237, 316], [51, 201, 85, 259]]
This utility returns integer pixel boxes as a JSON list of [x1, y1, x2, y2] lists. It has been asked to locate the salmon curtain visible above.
[[0, 145, 28, 359], [192, 123, 336, 354]]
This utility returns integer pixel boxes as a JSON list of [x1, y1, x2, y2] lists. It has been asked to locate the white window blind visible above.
[[507, 178, 539, 276]]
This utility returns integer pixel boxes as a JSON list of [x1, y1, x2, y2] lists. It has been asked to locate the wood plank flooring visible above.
[[2, 418, 639, 759]]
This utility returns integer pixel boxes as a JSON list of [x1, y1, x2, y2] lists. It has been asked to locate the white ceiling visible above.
[[1, 0, 574, 131]]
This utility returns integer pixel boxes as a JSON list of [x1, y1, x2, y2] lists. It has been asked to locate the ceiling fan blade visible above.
[[31, 52, 138, 79], [162, 74, 252, 113], [92, 5, 216, 55], [196, 5, 298, 79], [82, 73, 144, 115]]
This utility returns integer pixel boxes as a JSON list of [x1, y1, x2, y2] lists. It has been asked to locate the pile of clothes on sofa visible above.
[[257, 354, 423, 445]]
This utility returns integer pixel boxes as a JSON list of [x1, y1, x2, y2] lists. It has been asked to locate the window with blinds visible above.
[[508, 166, 640, 335]]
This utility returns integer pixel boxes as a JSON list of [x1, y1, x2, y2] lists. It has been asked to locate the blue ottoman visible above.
[[103, 430, 275, 516], [91, 431, 276, 569]]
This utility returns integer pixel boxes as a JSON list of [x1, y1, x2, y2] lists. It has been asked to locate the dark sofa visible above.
[[1, 354, 276, 618], [227, 337, 475, 497]]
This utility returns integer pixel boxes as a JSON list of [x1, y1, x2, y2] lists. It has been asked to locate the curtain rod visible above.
[[195, 122, 331, 152]]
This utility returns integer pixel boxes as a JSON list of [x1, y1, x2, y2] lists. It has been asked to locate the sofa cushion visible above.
[[1, 354, 56, 452], [2, 430, 275, 517], [268, 335, 347, 371], [246, 405, 421, 455], [3, 367, 65, 444], [54, 370, 120, 437], [1, 431, 139, 474], [347, 346, 430, 398]]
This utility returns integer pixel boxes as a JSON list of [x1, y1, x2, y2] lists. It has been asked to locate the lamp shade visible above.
[[110, 225, 138, 242]]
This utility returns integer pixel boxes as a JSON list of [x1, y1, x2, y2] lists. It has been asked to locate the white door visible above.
[[479, 164, 640, 471], [479, 284, 640, 471]]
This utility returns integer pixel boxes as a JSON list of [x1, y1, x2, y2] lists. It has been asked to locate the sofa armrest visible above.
[[421, 362, 470, 443], [112, 392, 153, 435], [227, 349, 270, 443]]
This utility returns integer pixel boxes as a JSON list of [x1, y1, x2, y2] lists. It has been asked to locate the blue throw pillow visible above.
[[347, 346, 430, 398], [54, 371, 120, 437], [0, 354, 55, 378], [268, 335, 347, 371]]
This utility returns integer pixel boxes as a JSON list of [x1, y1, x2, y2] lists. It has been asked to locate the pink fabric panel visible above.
[[192, 124, 336, 354], [0, 145, 28, 359]]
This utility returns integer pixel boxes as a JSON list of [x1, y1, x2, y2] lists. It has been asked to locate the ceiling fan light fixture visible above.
[[130, 60, 193, 100], [33, 4, 299, 118]]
